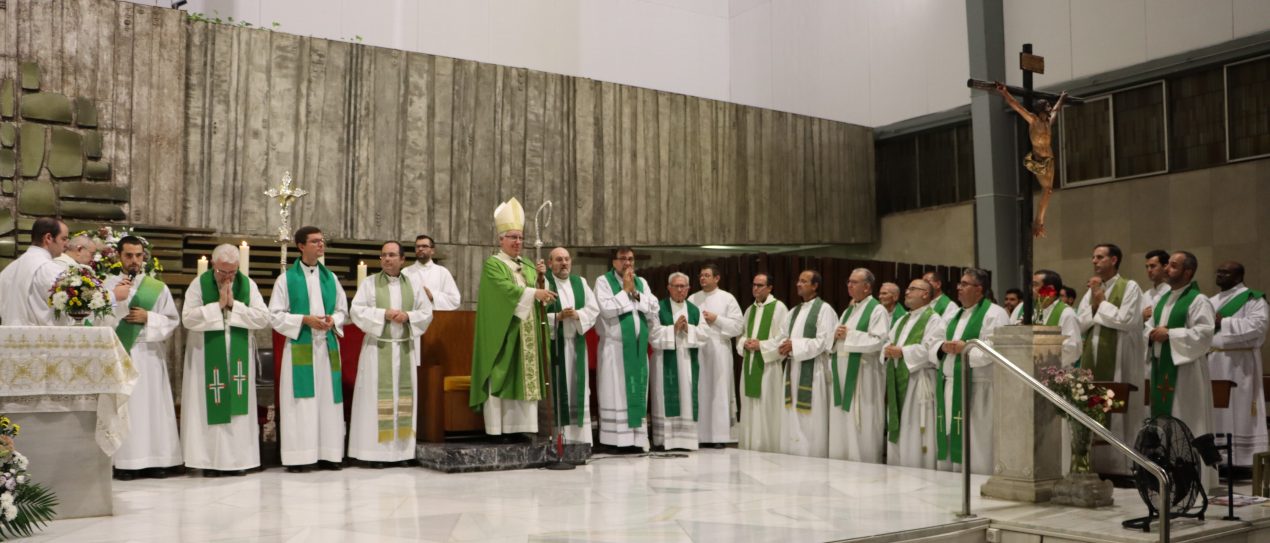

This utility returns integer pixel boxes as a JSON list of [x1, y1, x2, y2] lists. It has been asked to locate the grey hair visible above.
[[668, 271, 690, 284], [212, 243, 240, 264], [962, 267, 991, 290], [851, 267, 875, 288], [68, 234, 94, 251]]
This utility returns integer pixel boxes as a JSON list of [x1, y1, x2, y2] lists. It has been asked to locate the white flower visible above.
[[0, 491, 11, 507], [1105, 389, 1115, 399], [2, 502, 14, 522], [70, 276, 82, 287], [51, 291, 69, 309], [89, 291, 107, 310], [13, 452, 27, 470]]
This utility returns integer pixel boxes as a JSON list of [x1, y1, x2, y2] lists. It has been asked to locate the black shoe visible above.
[[113, 469, 138, 481], [202, 470, 221, 478], [228, 470, 247, 477], [712, 443, 727, 449], [284, 464, 313, 473], [141, 467, 168, 479], [317, 460, 344, 471], [364, 461, 387, 469]]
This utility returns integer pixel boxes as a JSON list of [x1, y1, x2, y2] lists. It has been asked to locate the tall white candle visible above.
[[239, 241, 250, 275], [196, 256, 208, 276], [357, 261, 368, 284]]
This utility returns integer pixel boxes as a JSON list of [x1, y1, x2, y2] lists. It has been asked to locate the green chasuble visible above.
[[658, 298, 701, 420], [470, 253, 548, 411], [936, 298, 990, 463], [1149, 281, 1201, 417], [199, 271, 251, 425], [546, 272, 588, 427]]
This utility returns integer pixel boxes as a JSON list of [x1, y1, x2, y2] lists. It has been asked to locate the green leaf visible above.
[[0, 482, 58, 539]]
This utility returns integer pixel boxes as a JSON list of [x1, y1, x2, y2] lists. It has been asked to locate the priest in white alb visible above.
[[736, 272, 787, 452], [349, 241, 433, 466], [1146, 251, 1216, 490], [650, 272, 708, 451], [0, 218, 68, 326], [883, 279, 945, 469], [687, 264, 743, 448], [828, 268, 890, 463], [181, 243, 272, 476], [1208, 261, 1268, 468], [108, 236, 182, 479], [404, 234, 462, 310], [594, 247, 660, 451], [922, 271, 961, 322], [935, 267, 1009, 475], [778, 270, 838, 458], [270, 226, 349, 472], [545, 247, 599, 445]]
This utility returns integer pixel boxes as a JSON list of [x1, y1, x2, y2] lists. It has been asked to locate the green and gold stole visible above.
[[936, 298, 990, 463], [784, 298, 825, 413], [658, 299, 701, 420], [831, 297, 879, 411], [375, 273, 415, 443], [885, 307, 934, 443], [604, 270, 650, 428], [1149, 281, 1201, 417], [1080, 276, 1127, 380], [547, 273, 588, 427], [742, 300, 778, 399], [199, 271, 251, 425], [114, 275, 165, 353], [286, 261, 342, 402]]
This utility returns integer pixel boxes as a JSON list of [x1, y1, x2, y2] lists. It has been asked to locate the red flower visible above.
[[1087, 395, 1102, 407], [1038, 285, 1058, 299]]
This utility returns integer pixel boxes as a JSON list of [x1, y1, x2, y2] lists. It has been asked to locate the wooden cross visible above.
[[232, 358, 248, 396], [208, 368, 226, 405]]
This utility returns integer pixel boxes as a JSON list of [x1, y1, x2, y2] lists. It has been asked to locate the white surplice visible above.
[[269, 263, 349, 466], [106, 275, 182, 470], [1146, 287, 1217, 490], [884, 304, 946, 470], [348, 274, 433, 462], [546, 274, 599, 445], [0, 246, 65, 326], [779, 298, 838, 458], [687, 288, 744, 444], [736, 297, 789, 453], [828, 297, 890, 463], [1209, 284, 1268, 466], [180, 275, 272, 471], [594, 272, 660, 450], [1076, 274, 1146, 475], [403, 260, 462, 310], [649, 299, 707, 451], [936, 301, 1009, 475]]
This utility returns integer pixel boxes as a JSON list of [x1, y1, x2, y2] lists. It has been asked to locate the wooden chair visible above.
[[418, 311, 483, 442]]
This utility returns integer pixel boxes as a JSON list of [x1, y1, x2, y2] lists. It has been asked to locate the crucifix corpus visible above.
[[263, 171, 309, 269]]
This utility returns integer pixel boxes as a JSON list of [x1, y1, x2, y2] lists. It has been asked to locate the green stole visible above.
[[742, 300, 778, 399], [1080, 276, 1127, 380], [784, 298, 825, 413], [891, 304, 908, 322], [1149, 281, 1201, 417], [285, 261, 342, 402], [547, 273, 588, 427], [1043, 300, 1069, 327], [885, 307, 934, 444], [374, 272, 415, 443], [831, 297, 879, 411], [1216, 288, 1265, 333], [199, 271, 251, 425], [936, 297, 990, 463], [114, 275, 165, 353], [932, 294, 952, 316], [658, 299, 701, 420], [603, 270, 650, 428]]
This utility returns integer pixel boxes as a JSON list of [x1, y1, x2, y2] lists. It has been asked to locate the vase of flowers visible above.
[[47, 268, 112, 324], [1040, 366, 1123, 474], [0, 416, 57, 540], [77, 227, 162, 280]]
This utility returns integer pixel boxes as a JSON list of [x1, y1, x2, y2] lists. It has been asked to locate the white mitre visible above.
[[494, 197, 525, 234]]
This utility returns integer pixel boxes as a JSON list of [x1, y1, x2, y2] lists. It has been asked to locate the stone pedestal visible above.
[[1052, 472, 1115, 507], [980, 325, 1064, 502]]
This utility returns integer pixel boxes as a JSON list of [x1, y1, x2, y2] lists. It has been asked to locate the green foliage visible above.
[[185, 11, 267, 28], [0, 483, 58, 541]]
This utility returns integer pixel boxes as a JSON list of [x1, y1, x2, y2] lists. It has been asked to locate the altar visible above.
[[0, 327, 137, 519]]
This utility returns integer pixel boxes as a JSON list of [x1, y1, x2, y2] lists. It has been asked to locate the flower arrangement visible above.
[[74, 227, 163, 280], [47, 267, 112, 321], [1039, 365, 1124, 422], [1034, 284, 1058, 323], [0, 416, 57, 540]]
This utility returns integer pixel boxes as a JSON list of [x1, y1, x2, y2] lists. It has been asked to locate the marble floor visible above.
[[24, 449, 1270, 543]]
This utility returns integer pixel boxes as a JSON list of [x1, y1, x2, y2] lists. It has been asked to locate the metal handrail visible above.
[[959, 339, 1172, 543]]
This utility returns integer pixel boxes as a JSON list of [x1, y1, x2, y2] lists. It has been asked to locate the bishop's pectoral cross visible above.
[[232, 358, 248, 396], [208, 368, 226, 405]]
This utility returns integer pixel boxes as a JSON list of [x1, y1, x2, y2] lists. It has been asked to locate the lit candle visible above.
[[239, 241, 250, 275], [196, 256, 208, 276], [357, 260, 368, 284]]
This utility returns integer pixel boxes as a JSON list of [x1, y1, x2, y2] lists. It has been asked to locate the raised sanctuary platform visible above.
[[416, 438, 591, 473]]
